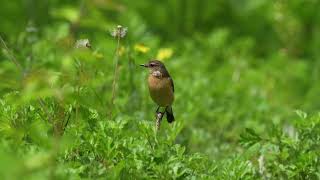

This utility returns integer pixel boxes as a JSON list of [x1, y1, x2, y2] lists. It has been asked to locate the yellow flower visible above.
[[118, 46, 126, 56], [134, 44, 150, 53], [156, 48, 173, 60]]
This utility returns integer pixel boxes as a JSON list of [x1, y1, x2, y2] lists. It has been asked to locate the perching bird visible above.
[[140, 60, 175, 123]]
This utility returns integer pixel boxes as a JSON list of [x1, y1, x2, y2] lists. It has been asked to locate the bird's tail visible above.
[[165, 106, 175, 123]]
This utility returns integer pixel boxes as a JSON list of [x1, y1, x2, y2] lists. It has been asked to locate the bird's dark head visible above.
[[140, 60, 169, 77], [140, 60, 164, 69]]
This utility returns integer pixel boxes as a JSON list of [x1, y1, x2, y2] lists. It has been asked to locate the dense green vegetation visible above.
[[1, 0, 320, 179]]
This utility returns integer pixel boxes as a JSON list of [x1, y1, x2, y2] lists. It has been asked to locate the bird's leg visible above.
[[155, 106, 160, 113]]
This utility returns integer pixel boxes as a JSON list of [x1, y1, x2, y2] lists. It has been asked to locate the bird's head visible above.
[[140, 60, 164, 69], [140, 60, 169, 76]]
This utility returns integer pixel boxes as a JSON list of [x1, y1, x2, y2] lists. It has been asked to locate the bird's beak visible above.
[[140, 64, 148, 67]]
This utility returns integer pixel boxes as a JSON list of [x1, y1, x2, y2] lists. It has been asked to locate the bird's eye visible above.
[[150, 63, 155, 67]]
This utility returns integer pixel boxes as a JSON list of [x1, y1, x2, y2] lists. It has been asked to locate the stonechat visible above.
[[140, 60, 175, 123]]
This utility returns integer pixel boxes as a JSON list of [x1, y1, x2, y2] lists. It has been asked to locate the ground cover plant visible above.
[[1, 0, 320, 179]]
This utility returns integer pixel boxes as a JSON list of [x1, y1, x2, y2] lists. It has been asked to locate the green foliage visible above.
[[240, 112, 320, 179], [1, 0, 320, 179]]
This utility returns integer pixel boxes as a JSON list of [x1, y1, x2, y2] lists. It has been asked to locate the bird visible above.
[[140, 60, 175, 123]]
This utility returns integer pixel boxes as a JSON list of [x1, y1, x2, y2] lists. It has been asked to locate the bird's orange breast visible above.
[[148, 75, 174, 107]]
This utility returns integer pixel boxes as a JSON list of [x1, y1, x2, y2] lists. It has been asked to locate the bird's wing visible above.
[[169, 77, 174, 93]]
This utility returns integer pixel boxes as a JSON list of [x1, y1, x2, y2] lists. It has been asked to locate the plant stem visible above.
[[109, 35, 121, 117], [0, 35, 23, 71], [156, 112, 164, 131]]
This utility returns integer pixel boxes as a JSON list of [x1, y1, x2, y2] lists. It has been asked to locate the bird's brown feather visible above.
[[148, 75, 174, 107]]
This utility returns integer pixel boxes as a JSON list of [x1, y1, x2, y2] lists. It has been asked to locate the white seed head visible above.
[[110, 25, 128, 38]]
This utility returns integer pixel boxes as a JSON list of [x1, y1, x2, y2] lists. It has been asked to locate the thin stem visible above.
[[63, 111, 71, 132], [38, 99, 53, 123], [0, 35, 23, 71], [156, 112, 164, 131], [109, 35, 121, 117]]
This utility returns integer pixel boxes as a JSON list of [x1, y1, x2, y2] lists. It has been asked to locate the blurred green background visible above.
[[1, 0, 320, 179]]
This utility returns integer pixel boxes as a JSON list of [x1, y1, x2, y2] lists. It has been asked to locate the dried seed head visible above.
[[110, 25, 128, 38]]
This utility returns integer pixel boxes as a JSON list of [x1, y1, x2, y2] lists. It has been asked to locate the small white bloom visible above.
[[75, 39, 91, 49]]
